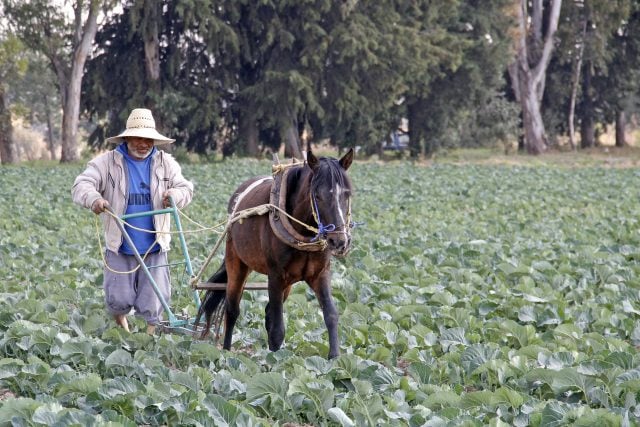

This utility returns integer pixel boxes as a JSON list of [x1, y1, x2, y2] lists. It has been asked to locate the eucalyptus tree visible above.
[[605, 1, 640, 147], [2, 0, 114, 162], [571, 0, 630, 148], [579, 0, 636, 148], [508, 0, 562, 155], [544, 0, 634, 149], [392, 0, 470, 158]]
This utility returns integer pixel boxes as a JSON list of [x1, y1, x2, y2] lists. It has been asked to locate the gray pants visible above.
[[103, 250, 171, 325]]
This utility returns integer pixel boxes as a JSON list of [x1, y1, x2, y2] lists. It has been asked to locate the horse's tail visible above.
[[195, 263, 227, 338]]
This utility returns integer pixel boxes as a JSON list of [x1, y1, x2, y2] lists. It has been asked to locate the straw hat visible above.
[[105, 108, 175, 145]]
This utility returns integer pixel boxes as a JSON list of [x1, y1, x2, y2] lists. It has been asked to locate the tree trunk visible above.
[[283, 109, 302, 159], [237, 111, 259, 156], [44, 95, 56, 160], [509, 0, 562, 155], [143, 0, 161, 104], [60, 2, 100, 162], [0, 85, 17, 164], [615, 110, 626, 147], [580, 62, 595, 149], [568, 20, 587, 150], [406, 101, 422, 158], [521, 81, 548, 155]]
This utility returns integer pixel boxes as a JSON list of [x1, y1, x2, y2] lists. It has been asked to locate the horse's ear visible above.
[[307, 149, 320, 171], [339, 148, 354, 170]]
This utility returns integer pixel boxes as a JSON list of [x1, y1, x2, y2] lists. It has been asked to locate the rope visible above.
[[94, 215, 159, 274], [189, 204, 273, 288], [178, 209, 227, 234], [103, 208, 225, 235], [95, 198, 323, 284]]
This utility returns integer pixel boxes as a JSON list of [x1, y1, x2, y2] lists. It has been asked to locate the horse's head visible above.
[[307, 148, 354, 256]]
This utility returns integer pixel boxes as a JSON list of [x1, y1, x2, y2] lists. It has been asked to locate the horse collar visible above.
[[268, 165, 328, 252]]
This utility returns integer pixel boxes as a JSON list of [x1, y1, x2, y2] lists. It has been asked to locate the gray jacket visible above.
[[72, 149, 194, 253]]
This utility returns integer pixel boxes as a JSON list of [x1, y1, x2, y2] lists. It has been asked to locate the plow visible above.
[[102, 156, 304, 337]]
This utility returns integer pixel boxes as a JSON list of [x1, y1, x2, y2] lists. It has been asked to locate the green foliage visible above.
[[2, 161, 640, 424], [78, 0, 521, 158]]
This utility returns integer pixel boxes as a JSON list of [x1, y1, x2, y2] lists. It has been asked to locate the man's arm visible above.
[[163, 154, 194, 209], [72, 158, 107, 212]]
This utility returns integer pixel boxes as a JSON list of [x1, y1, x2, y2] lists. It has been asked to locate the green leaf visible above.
[[245, 372, 288, 409], [461, 344, 500, 375], [31, 402, 65, 424], [0, 397, 41, 424], [424, 390, 461, 409], [408, 363, 434, 385], [56, 373, 102, 397], [201, 394, 243, 426], [104, 349, 133, 368], [439, 327, 468, 351], [289, 376, 335, 416], [460, 390, 493, 408], [328, 407, 355, 427], [492, 387, 524, 408]]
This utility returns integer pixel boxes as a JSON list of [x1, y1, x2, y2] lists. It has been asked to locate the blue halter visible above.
[[310, 193, 336, 242]]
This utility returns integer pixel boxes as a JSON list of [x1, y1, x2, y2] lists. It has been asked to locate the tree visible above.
[[84, 1, 234, 154], [3, 0, 111, 162], [9, 51, 61, 160], [0, 34, 28, 164], [508, 0, 562, 155], [543, 0, 635, 149], [402, 0, 517, 157]]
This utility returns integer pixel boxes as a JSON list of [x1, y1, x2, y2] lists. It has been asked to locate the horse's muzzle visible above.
[[327, 232, 351, 257]]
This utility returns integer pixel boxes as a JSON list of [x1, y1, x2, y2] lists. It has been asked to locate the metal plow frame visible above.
[[108, 198, 206, 336], [109, 199, 269, 337]]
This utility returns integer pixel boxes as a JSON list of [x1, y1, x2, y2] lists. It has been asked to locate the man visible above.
[[72, 108, 194, 334]]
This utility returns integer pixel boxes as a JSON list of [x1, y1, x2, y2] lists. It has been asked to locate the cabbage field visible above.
[[1, 159, 640, 426]]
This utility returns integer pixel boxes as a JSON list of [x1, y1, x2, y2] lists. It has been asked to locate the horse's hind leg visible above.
[[222, 249, 249, 350]]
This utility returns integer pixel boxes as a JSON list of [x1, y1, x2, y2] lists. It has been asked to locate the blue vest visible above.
[[117, 143, 160, 255]]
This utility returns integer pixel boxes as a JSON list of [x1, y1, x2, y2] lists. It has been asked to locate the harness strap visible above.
[[269, 166, 327, 252]]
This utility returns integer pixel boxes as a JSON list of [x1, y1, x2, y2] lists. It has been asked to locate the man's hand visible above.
[[162, 191, 173, 208], [91, 198, 110, 214]]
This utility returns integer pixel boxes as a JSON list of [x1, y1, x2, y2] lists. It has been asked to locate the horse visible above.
[[196, 148, 354, 359]]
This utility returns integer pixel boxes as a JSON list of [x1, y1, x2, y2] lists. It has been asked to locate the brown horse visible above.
[[197, 148, 354, 359]]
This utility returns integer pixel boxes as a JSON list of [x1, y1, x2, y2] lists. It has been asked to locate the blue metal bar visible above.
[[121, 207, 174, 220], [108, 206, 178, 325], [168, 197, 200, 311], [109, 197, 201, 328]]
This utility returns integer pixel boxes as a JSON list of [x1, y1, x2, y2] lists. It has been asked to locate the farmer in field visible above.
[[72, 108, 194, 335]]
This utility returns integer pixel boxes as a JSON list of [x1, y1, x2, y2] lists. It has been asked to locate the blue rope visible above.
[[311, 195, 336, 241]]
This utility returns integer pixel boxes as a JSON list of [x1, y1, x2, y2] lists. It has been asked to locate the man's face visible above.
[[126, 137, 154, 160]]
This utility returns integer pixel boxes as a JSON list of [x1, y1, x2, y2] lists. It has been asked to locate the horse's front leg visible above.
[[312, 273, 340, 359], [266, 278, 286, 351]]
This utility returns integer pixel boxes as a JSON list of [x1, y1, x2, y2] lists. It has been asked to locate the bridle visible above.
[[309, 186, 353, 243]]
